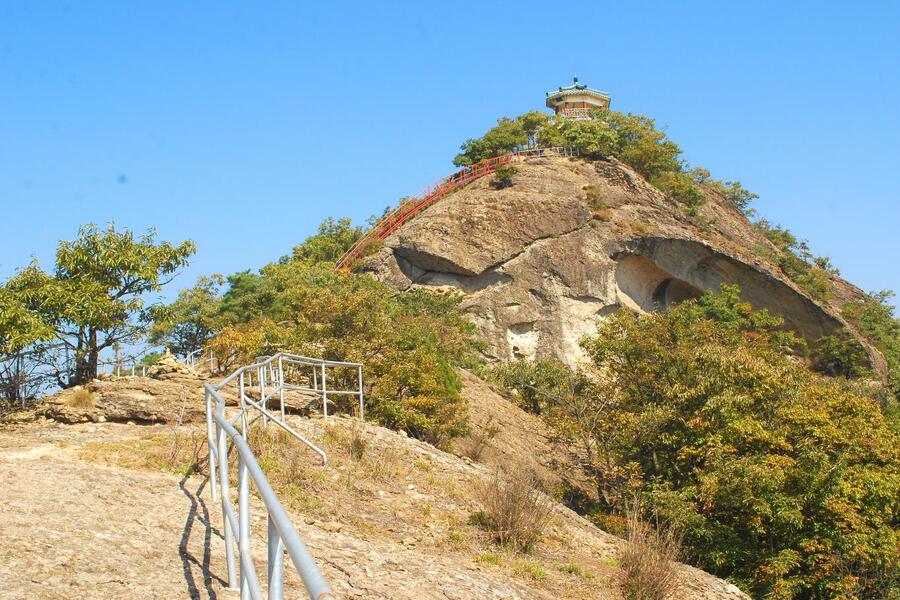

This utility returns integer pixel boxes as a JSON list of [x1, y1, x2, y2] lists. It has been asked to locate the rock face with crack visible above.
[[365, 156, 875, 367]]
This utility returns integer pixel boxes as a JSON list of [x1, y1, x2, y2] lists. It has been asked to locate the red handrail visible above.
[[336, 147, 576, 269]]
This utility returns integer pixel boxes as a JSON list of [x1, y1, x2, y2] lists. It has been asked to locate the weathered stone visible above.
[[366, 156, 878, 368]]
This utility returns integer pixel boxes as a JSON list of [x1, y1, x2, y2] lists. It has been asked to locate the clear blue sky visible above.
[[2, 1, 899, 308]]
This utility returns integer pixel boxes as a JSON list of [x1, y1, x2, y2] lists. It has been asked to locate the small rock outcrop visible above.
[[146, 351, 201, 381], [366, 156, 872, 367], [40, 354, 204, 424]]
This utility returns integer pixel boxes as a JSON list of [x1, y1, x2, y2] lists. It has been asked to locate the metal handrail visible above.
[[205, 351, 364, 599], [335, 146, 578, 269]]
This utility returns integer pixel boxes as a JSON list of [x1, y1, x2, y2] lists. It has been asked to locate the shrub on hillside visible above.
[[473, 467, 553, 552], [491, 164, 518, 189], [843, 290, 900, 408], [753, 219, 834, 300], [486, 286, 899, 598], [811, 333, 870, 378], [565, 285, 900, 598], [652, 171, 707, 215], [201, 245, 477, 445], [484, 358, 576, 415], [619, 508, 682, 600]]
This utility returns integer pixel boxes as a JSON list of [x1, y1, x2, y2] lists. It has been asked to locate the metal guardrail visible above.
[[187, 348, 219, 372], [335, 146, 578, 269], [205, 352, 364, 599], [103, 363, 150, 378]]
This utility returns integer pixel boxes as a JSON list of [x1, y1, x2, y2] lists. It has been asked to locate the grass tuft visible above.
[[66, 388, 96, 408], [474, 467, 552, 553]]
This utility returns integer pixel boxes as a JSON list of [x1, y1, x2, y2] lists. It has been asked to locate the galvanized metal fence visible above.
[[103, 363, 150, 378], [205, 352, 364, 599]]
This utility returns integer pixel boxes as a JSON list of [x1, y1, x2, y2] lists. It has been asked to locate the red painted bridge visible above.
[[336, 146, 577, 270]]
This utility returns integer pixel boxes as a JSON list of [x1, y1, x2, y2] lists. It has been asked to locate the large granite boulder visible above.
[[366, 156, 876, 368]]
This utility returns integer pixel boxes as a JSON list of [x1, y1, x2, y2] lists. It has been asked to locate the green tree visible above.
[[538, 117, 618, 158], [8, 224, 194, 386], [453, 112, 550, 166], [843, 290, 900, 405], [604, 111, 684, 179], [198, 222, 478, 444], [0, 286, 52, 355], [0, 286, 54, 405], [485, 358, 574, 415], [553, 286, 900, 598], [218, 270, 273, 325], [754, 219, 834, 301], [811, 333, 870, 378], [290, 217, 363, 264], [148, 274, 224, 357]]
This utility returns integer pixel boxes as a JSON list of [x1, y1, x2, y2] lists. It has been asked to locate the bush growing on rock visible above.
[[811, 332, 871, 378], [491, 286, 899, 598], [619, 508, 682, 600], [452, 108, 768, 218], [491, 164, 518, 189]]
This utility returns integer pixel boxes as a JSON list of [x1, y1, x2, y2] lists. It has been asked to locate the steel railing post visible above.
[[259, 365, 267, 428], [278, 355, 286, 421], [239, 454, 251, 600], [358, 365, 364, 421], [240, 371, 247, 436], [217, 406, 238, 589], [267, 515, 285, 600], [206, 389, 219, 503], [321, 363, 328, 418]]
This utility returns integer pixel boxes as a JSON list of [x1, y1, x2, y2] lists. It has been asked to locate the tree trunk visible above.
[[86, 327, 99, 382], [72, 328, 98, 385]]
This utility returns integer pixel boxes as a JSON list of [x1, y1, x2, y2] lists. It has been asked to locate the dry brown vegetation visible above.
[[66, 388, 96, 408], [78, 427, 205, 476], [583, 184, 614, 221], [473, 467, 554, 552], [454, 415, 500, 461], [628, 219, 653, 235], [618, 509, 682, 600], [76, 416, 624, 598]]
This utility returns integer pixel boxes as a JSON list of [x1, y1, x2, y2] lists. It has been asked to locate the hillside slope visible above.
[[365, 155, 878, 368], [1, 375, 749, 600]]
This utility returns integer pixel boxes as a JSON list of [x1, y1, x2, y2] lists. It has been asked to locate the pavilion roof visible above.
[[546, 77, 610, 102]]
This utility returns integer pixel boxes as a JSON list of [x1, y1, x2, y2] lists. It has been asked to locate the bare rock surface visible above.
[[146, 351, 202, 381], [366, 156, 874, 367], [1, 406, 749, 599]]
